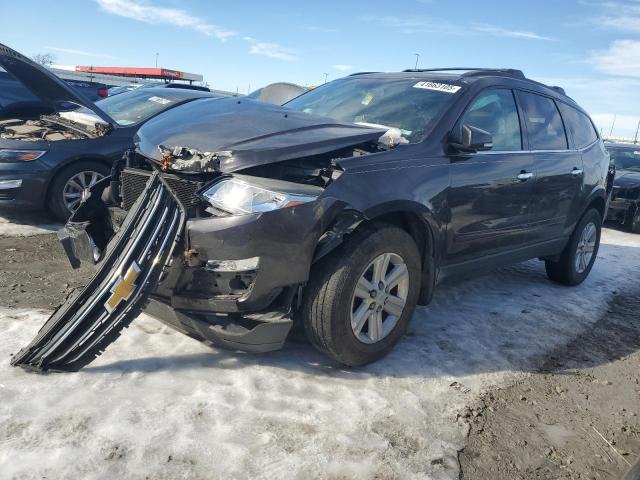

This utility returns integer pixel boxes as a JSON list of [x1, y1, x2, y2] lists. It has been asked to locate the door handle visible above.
[[516, 171, 534, 181], [571, 168, 583, 176]]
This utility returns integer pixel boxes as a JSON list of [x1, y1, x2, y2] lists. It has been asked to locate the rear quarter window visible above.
[[558, 103, 598, 149], [517, 91, 568, 150]]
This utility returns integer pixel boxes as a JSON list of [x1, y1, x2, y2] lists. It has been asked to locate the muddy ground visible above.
[[0, 234, 94, 309], [460, 290, 640, 479], [1, 232, 639, 479]]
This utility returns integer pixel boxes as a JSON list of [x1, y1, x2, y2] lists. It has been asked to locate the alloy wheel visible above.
[[350, 252, 410, 344], [575, 221, 597, 274], [62, 170, 104, 212]]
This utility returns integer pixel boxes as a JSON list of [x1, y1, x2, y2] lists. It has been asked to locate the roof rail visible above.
[[402, 68, 526, 79], [348, 71, 381, 76], [547, 85, 566, 96]]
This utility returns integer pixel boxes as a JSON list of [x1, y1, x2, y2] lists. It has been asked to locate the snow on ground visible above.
[[0, 229, 639, 480], [0, 212, 61, 237]]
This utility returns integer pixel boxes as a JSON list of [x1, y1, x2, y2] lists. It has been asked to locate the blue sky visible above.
[[2, 0, 639, 136]]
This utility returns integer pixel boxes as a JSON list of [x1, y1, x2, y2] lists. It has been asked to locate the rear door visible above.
[[517, 91, 583, 243], [446, 88, 536, 264]]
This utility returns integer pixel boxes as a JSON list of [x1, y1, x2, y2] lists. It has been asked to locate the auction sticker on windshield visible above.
[[413, 81, 461, 93]]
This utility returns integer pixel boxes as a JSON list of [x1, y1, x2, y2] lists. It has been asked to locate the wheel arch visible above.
[[312, 200, 442, 305], [44, 155, 114, 201]]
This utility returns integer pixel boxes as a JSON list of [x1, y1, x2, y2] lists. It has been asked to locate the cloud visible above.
[[362, 16, 554, 40], [95, 0, 236, 41], [588, 39, 640, 77], [471, 23, 555, 41], [46, 46, 117, 59], [332, 64, 354, 71], [592, 1, 640, 32], [244, 38, 298, 61], [361, 15, 463, 35]]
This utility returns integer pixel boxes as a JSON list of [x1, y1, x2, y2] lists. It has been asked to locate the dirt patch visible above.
[[0, 234, 94, 309], [459, 291, 640, 479]]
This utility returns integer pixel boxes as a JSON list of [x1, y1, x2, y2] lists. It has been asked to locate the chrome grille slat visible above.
[[11, 171, 186, 371]]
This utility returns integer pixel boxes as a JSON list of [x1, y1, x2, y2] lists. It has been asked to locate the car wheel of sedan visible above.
[[302, 223, 422, 366], [545, 208, 602, 286], [626, 207, 640, 234], [48, 161, 110, 221]]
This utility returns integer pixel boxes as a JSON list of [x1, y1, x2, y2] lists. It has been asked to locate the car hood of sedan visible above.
[[135, 96, 387, 173], [0, 42, 115, 126], [615, 169, 640, 188]]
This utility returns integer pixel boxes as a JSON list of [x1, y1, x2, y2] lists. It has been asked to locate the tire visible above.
[[545, 208, 602, 286], [301, 223, 422, 366], [625, 206, 640, 234], [47, 161, 110, 222]]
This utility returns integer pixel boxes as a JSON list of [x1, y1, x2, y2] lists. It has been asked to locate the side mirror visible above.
[[450, 125, 493, 153]]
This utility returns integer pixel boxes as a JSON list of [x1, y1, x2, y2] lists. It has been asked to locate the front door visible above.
[[446, 88, 536, 265]]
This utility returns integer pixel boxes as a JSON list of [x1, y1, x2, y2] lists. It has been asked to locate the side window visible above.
[[558, 103, 598, 149], [518, 91, 568, 150], [458, 89, 522, 151]]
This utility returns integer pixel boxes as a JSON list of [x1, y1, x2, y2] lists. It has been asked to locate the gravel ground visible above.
[[460, 289, 640, 479], [0, 224, 638, 479], [0, 234, 94, 309]]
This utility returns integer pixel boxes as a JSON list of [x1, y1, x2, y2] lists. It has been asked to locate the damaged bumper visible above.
[[11, 171, 184, 371], [11, 166, 334, 371]]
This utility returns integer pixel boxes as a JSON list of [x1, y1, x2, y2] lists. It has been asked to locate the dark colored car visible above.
[[140, 82, 211, 92], [605, 142, 640, 232], [11, 65, 611, 372], [0, 71, 107, 114], [63, 79, 109, 102], [247, 82, 308, 105], [0, 44, 219, 221]]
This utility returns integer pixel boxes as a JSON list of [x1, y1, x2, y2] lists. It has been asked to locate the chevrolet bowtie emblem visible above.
[[105, 262, 141, 313]]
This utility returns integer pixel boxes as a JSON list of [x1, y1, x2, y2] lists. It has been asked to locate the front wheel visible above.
[[545, 208, 602, 286], [625, 206, 640, 234], [302, 224, 422, 366], [47, 161, 110, 221]]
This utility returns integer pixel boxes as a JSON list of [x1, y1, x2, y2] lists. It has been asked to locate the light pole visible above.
[[609, 114, 617, 137], [414, 53, 420, 70], [323, 73, 329, 84], [155, 52, 159, 68]]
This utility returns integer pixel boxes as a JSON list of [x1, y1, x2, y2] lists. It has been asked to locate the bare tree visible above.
[[32, 53, 56, 66]]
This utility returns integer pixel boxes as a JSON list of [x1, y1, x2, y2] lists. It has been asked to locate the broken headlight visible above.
[[0, 149, 47, 163], [202, 177, 318, 215]]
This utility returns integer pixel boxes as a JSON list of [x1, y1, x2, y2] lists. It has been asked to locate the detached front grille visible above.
[[121, 167, 202, 210], [11, 172, 185, 371]]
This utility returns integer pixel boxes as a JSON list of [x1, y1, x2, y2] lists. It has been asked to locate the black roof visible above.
[[348, 68, 569, 100]]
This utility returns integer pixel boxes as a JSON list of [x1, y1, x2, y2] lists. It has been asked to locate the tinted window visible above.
[[558, 103, 598, 149], [458, 89, 522, 151], [518, 92, 568, 150], [285, 78, 460, 143]]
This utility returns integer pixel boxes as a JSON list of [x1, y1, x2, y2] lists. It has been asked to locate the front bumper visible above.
[[0, 168, 49, 210], [12, 167, 331, 370]]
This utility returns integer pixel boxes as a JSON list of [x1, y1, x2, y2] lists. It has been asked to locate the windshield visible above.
[[610, 148, 640, 172], [285, 77, 461, 143], [82, 90, 187, 126]]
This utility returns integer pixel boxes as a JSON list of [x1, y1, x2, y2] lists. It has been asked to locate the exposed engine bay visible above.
[[0, 115, 111, 142]]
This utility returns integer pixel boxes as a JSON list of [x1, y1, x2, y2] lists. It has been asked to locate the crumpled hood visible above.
[[0, 42, 115, 126], [135, 96, 386, 173], [614, 169, 640, 188]]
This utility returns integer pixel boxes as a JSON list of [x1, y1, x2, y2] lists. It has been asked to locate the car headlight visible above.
[[0, 149, 47, 163], [202, 177, 318, 215]]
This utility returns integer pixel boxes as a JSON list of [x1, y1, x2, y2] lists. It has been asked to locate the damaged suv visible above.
[[10, 54, 611, 371]]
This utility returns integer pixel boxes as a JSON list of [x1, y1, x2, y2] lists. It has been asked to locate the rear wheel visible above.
[[302, 224, 422, 366], [48, 161, 110, 221], [545, 208, 601, 286]]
